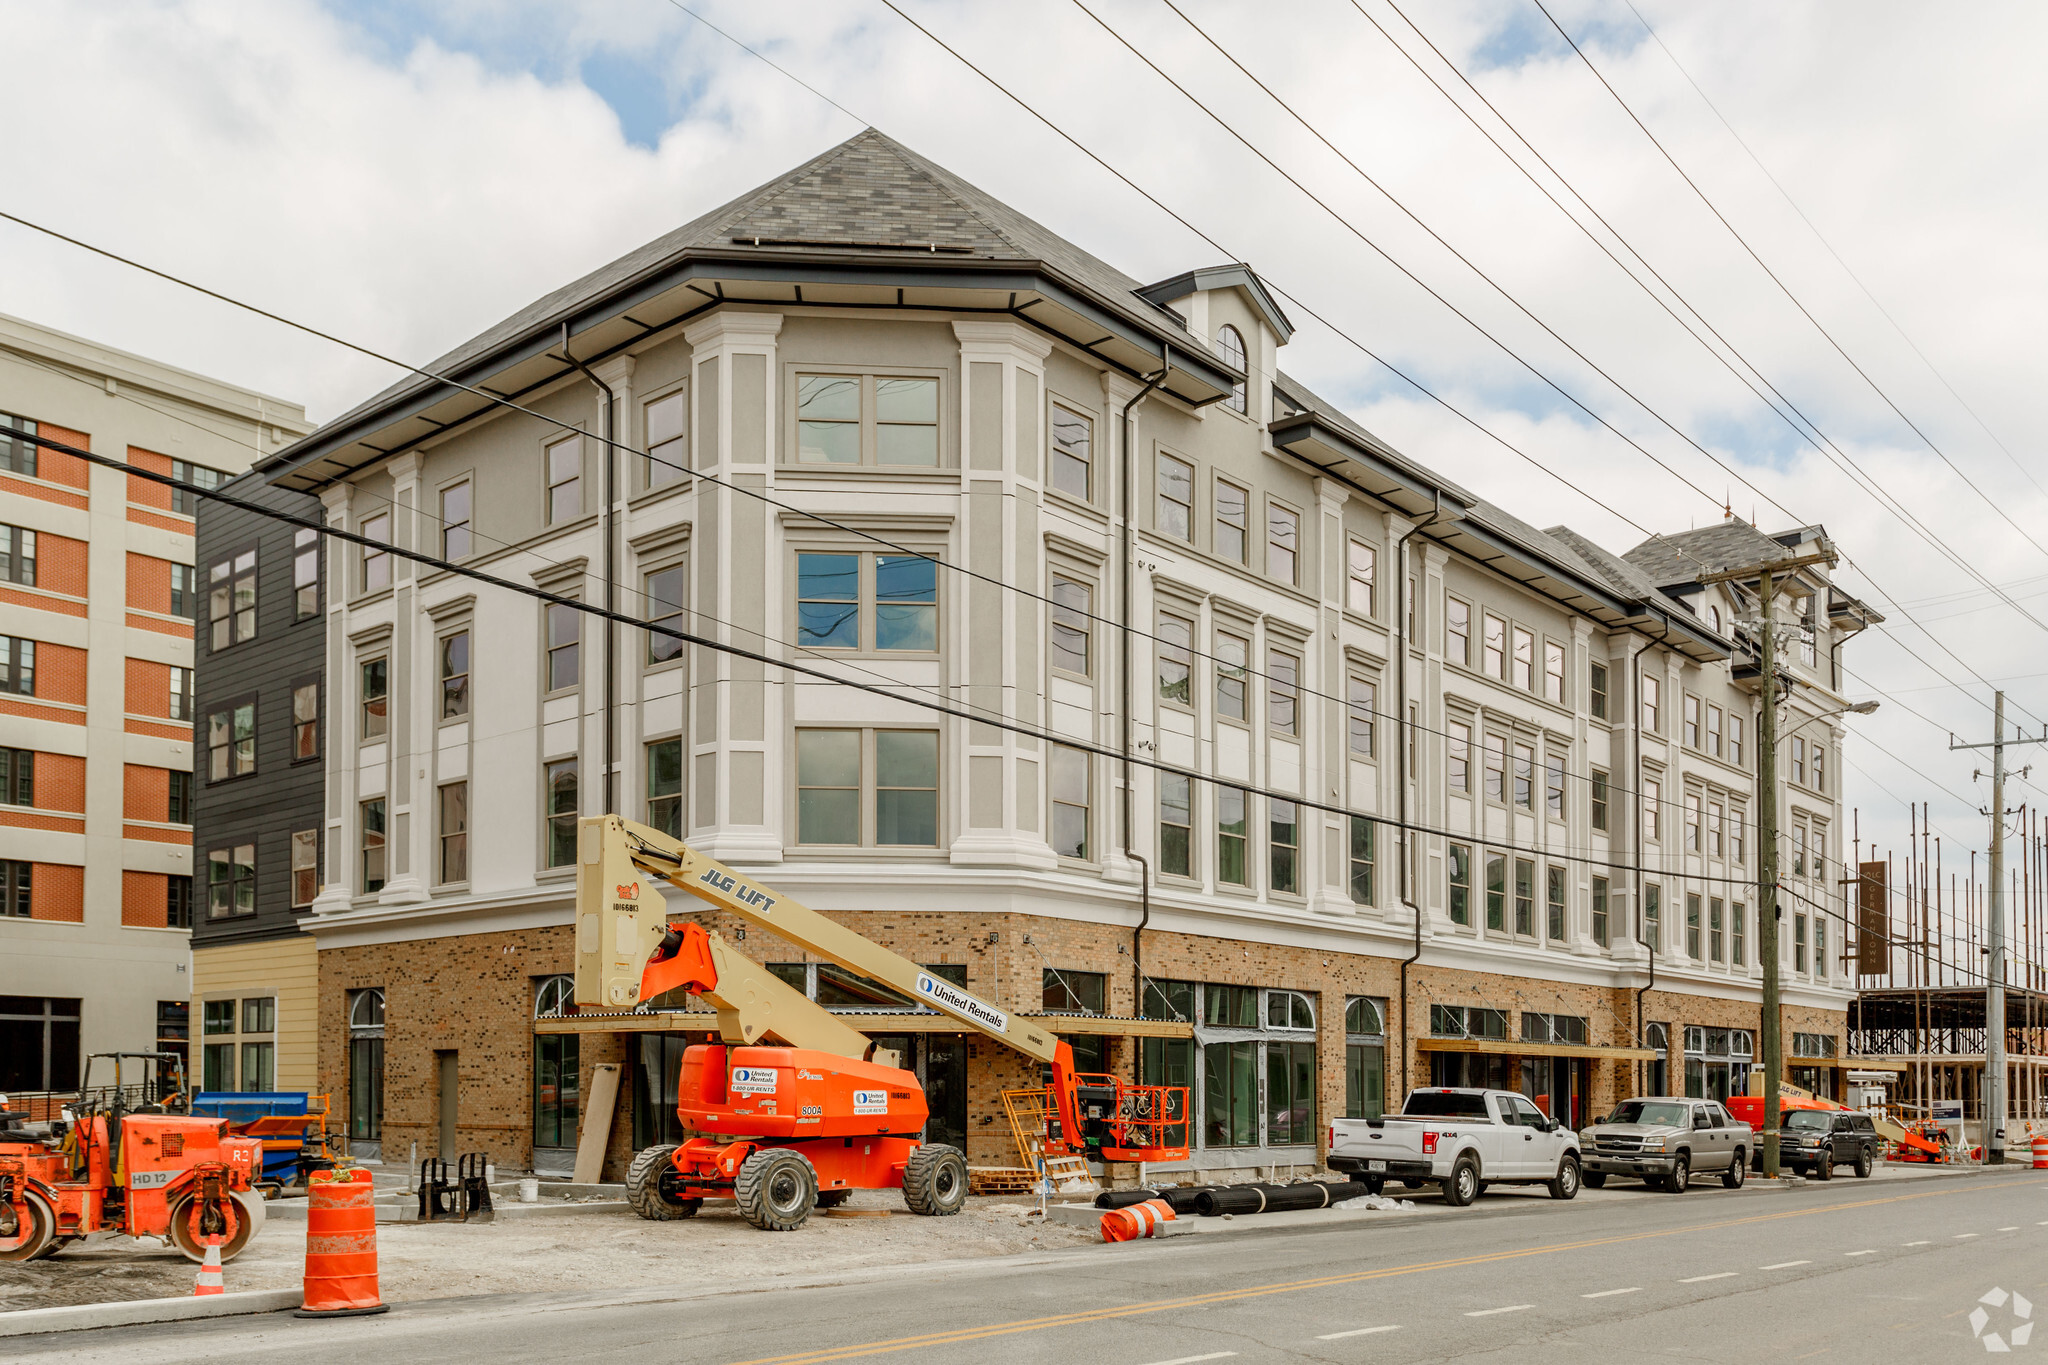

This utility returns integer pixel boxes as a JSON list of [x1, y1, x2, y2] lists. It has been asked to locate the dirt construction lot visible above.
[[0, 1193, 1095, 1313]]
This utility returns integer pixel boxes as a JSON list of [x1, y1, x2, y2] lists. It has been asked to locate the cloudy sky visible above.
[[6, 0, 2046, 948]]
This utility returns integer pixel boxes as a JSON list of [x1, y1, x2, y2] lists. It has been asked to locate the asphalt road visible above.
[[18, 1169, 2048, 1363]]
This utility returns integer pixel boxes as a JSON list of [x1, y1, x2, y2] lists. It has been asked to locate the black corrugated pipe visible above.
[[1395, 493, 1455, 1097], [1122, 350, 1169, 1014], [560, 324, 617, 813]]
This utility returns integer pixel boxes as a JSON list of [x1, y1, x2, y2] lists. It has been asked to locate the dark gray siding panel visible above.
[[191, 472, 326, 948]]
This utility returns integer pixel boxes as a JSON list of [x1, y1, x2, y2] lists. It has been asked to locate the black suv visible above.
[[1777, 1109, 1880, 1179]]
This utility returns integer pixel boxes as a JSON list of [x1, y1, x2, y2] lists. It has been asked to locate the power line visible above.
[[1619, 0, 2048, 509], [1529, 0, 2048, 577], [20, 425, 1762, 890]]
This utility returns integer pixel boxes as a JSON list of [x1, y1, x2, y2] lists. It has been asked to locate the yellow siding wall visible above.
[[192, 935, 320, 1093]]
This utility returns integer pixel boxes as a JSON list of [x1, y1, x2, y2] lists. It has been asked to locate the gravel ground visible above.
[[0, 1193, 1095, 1313]]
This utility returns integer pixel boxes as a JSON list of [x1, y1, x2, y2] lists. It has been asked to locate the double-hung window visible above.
[[1050, 576, 1092, 676], [1348, 677, 1376, 757], [1709, 802, 1724, 856], [1514, 858, 1535, 935], [292, 680, 319, 759], [1215, 632, 1248, 720], [1641, 675, 1661, 733], [168, 769, 193, 823], [1685, 792, 1702, 851], [1483, 734, 1506, 803], [1485, 853, 1506, 931], [1217, 787, 1248, 886], [1511, 627, 1533, 691], [1706, 704, 1723, 758], [362, 799, 387, 892], [1158, 615, 1192, 705], [1709, 897, 1725, 961], [1159, 773, 1192, 877], [1790, 736, 1806, 786], [207, 844, 255, 917], [1512, 742, 1534, 809], [1447, 597, 1470, 665], [170, 563, 196, 617], [1684, 695, 1701, 748], [360, 515, 390, 593], [169, 666, 193, 721], [1546, 866, 1567, 941], [1643, 779, 1661, 841], [1591, 876, 1609, 946], [1686, 893, 1702, 958], [439, 783, 468, 883], [360, 658, 388, 739], [1156, 453, 1192, 538], [1483, 614, 1505, 678], [293, 528, 319, 619], [439, 633, 469, 719], [1729, 714, 1745, 765], [1214, 325, 1248, 412], [207, 701, 255, 781], [1269, 799, 1298, 894], [441, 482, 472, 560], [1349, 818, 1375, 906], [0, 748, 32, 806], [1347, 541, 1375, 616], [1591, 769, 1609, 831], [1214, 480, 1249, 563], [0, 412, 39, 477], [1267, 649, 1298, 735], [1543, 641, 1564, 704], [1590, 662, 1608, 719], [1447, 720, 1470, 792], [210, 550, 256, 649], [546, 602, 580, 691], [545, 436, 582, 522], [1051, 744, 1091, 860], [0, 524, 34, 586], [645, 565, 686, 664], [291, 830, 318, 907], [646, 738, 683, 838], [544, 760, 578, 867], [795, 552, 939, 654], [795, 729, 941, 849], [1447, 843, 1471, 924], [1545, 753, 1564, 818], [1266, 503, 1298, 585], [1049, 404, 1091, 497], [645, 388, 687, 485]]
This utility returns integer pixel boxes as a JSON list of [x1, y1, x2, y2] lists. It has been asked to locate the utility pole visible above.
[[1699, 544, 1836, 1179], [1949, 692, 2047, 1164]]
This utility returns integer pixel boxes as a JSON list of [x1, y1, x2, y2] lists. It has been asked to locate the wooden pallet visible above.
[[968, 1167, 1039, 1195]]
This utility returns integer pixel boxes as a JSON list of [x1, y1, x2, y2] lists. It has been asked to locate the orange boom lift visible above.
[[575, 816, 1188, 1230]]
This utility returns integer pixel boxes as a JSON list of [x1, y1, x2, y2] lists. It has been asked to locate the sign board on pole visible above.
[[1856, 861, 1889, 976]]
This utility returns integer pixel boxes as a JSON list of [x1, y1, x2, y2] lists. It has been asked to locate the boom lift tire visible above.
[[901, 1143, 968, 1217], [627, 1145, 702, 1221], [736, 1149, 818, 1231], [0, 1192, 57, 1262]]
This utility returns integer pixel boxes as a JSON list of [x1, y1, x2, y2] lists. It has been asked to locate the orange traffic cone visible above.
[[295, 1167, 389, 1318], [193, 1235, 225, 1296]]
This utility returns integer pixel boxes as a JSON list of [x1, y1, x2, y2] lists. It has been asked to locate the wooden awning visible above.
[[1417, 1036, 1659, 1062], [535, 1011, 1192, 1039]]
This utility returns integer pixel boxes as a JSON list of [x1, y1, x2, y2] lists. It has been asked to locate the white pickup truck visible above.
[[1327, 1087, 1582, 1206]]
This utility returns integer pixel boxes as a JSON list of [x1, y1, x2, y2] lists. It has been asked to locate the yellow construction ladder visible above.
[[1000, 1088, 1096, 1194]]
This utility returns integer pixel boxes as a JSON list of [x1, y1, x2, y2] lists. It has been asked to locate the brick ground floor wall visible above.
[[318, 910, 1847, 1181]]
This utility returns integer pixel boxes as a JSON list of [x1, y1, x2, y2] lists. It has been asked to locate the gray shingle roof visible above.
[[1542, 525, 1670, 604], [1620, 520, 1807, 587], [295, 129, 1203, 452]]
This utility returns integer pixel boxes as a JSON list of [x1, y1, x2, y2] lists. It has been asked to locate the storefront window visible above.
[[533, 977, 580, 1163], [1344, 997, 1386, 1121], [347, 988, 385, 1157]]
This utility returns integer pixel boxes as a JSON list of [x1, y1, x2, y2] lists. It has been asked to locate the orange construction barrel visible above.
[[295, 1167, 389, 1318], [2032, 1133, 2048, 1170], [1100, 1198, 1176, 1242]]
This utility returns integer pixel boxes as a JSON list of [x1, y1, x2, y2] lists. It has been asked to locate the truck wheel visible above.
[[815, 1189, 853, 1209], [1814, 1154, 1834, 1181], [1582, 1171, 1608, 1189], [736, 1149, 817, 1231], [1441, 1157, 1480, 1208], [0, 1192, 56, 1262], [1666, 1155, 1689, 1194], [168, 1192, 258, 1262], [1722, 1150, 1746, 1188], [901, 1144, 968, 1217], [627, 1144, 702, 1222], [1548, 1156, 1581, 1201], [1853, 1146, 1873, 1179]]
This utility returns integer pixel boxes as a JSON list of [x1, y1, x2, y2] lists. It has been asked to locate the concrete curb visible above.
[[0, 1289, 302, 1338]]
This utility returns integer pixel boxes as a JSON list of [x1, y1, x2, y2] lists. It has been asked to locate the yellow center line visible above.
[[726, 1175, 2036, 1365]]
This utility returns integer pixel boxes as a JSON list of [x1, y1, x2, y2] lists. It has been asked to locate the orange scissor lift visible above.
[[574, 817, 1189, 1230]]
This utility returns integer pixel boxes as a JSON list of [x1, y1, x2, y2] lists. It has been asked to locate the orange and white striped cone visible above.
[[1099, 1198, 1176, 1243], [193, 1236, 225, 1297]]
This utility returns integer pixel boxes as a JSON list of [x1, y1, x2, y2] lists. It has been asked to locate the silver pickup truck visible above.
[[1578, 1096, 1753, 1192], [1328, 1087, 1581, 1207]]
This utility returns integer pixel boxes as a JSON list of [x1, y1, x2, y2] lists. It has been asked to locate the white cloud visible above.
[[6, 0, 2046, 917]]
